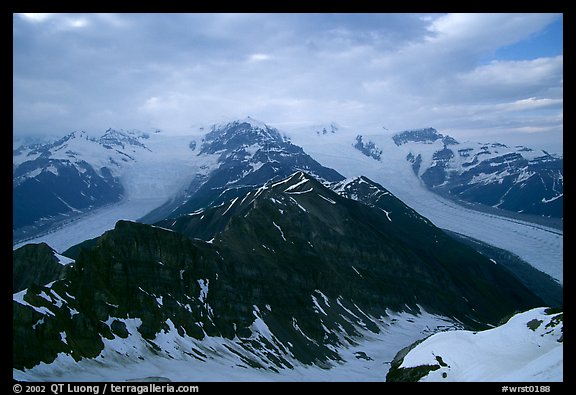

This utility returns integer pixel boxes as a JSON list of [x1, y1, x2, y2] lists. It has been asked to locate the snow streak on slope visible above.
[[13, 133, 218, 253], [13, 307, 458, 382], [287, 126, 562, 284]]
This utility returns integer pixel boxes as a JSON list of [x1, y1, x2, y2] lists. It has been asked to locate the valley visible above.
[[13, 119, 563, 382]]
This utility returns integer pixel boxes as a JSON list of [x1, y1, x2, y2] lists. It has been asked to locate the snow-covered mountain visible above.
[[387, 307, 563, 382], [13, 118, 344, 249], [392, 128, 563, 219], [13, 128, 217, 246], [13, 172, 545, 381], [141, 118, 344, 223], [13, 130, 131, 237], [12, 118, 563, 382], [13, 119, 563, 285], [287, 124, 562, 284]]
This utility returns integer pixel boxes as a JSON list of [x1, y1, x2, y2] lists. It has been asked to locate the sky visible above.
[[13, 13, 563, 152]]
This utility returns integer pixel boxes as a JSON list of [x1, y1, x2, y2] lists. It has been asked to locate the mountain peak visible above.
[[156, 171, 542, 326], [201, 119, 284, 155], [50, 130, 94, 147], [393, 128, 459, 146], [70, 130, 90, 139], [334, 176, 388, 197], [269, 170, 310, 187], [312, 122, 339, 135], [241, 116, 270, 130], [98, 128, 149, 150]]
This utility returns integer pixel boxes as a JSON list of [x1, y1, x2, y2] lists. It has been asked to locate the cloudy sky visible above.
[[13, 13, 563, 151]]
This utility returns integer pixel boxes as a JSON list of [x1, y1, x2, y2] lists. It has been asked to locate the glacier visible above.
[[13, 123, 562, 285], [287, 125, 562, 284]]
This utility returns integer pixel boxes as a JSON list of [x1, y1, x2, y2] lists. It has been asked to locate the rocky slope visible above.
[[388, 128, 563, 219], [14, 172, 544, 376]]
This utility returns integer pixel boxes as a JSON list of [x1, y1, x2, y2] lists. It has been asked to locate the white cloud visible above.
[[12, 13, 562, 151], [17, 13, 90, 29], [248, 53, 271, 62], [66, 17, 89, 29], [457, 56, 562, 88], [18, 13, 55, 23], [426, 13, 559, 52]]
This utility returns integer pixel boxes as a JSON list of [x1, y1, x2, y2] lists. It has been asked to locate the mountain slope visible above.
[[160, 170, 532, 324], [391, 128, 563, 219], [387, 307, 563, 382], [13, 243, 73, 293], [12, 171, 546, 380], [13, 129, 217, 250], [142, 119, 345, 223], [13, 129, 150, 240], [288, 125, 562, 284]]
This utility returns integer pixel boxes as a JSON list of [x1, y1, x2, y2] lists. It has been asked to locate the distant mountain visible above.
[[355, 128, 563, 219], [14, 171, 543, 377], [13, 129, 151, 240], [12, 119, 346, 251], [291, 124, 562, 285], [393, 128, 459, 146], [141, 118, 345, 223], [387, 307, 563, 382]]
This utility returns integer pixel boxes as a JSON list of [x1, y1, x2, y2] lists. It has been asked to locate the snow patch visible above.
[[318, 194, 337, 204], [399, 307, 562, 382], [272, 221, 287, 241], [14, 305, 463, 382]]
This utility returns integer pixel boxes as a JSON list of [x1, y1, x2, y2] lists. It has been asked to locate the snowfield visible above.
[[13, 307, 460, 382], [398, 307, 563, 382]]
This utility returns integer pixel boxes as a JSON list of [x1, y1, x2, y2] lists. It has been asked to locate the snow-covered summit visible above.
[[13, 128, 150, 172], [200, 118, 285, 154], [388, 307, 563, 382], [393, 131, 563, 219], [98, 128, 150, 150]]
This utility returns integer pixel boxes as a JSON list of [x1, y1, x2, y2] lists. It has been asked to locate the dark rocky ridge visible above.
[[141, 120, 344, 224], [13, 172, 544, 373], [13, 243, 69, 293]]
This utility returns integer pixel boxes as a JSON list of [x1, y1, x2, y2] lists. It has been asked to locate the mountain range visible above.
[[13, 129, 150, 241], [391, 127, 563, 219], [13, 121, 563, 245], [12, 118, 563, 381]]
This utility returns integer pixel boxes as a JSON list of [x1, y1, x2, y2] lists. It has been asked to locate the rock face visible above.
[[14, 172, 543, 372], [354, 135, 382, 161], [13, 243, 70, 293], [143, 119, 345, 222], [387, 128, 563, 219], [393, 128, 459, 146]]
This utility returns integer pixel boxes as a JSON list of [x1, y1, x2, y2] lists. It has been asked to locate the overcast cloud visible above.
[[13, 13, 563, 151]]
